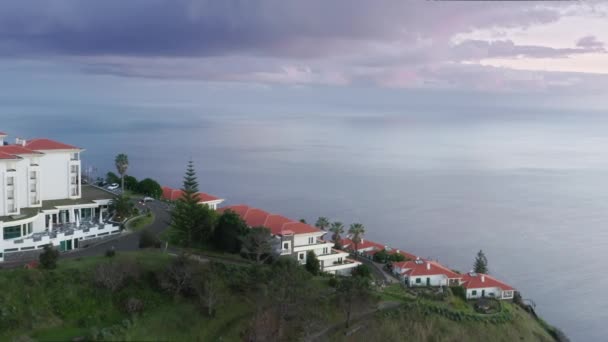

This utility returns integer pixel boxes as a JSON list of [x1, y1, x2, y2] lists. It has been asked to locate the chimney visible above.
[[481, 275, 485, 283], [426, 262, 431, 270], [15, 138, 26, 146]]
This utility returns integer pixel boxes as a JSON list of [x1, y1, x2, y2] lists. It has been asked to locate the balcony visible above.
[[323, 258, 360, 272]]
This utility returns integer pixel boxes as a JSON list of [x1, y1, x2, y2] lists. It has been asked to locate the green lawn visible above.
[[126, 212, 155, 231]]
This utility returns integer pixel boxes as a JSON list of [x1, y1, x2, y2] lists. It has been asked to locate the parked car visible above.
[[143, 197, 154, 202], [107, 183, 119, 190]]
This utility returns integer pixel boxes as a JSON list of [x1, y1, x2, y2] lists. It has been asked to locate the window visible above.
[[71, 153, 79, 161], [299, 253, 305, 260], [308, 237, 314, 244], [3, 226, 21, 240], [472, 290, 477, 296], [415, 278, 421, 284], [323, 247, 328, 254], [7, 177, 14, 186], [283, 242, 289, 250], [30, 171, 36, 179]]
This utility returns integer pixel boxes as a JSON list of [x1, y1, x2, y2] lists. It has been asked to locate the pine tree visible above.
[[170, 160, 203, 247], [473, 249, 489, 274]]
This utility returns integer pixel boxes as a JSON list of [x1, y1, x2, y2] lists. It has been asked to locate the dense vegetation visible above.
[[0, 251, 354, 341], [0, 251, 558, 341]]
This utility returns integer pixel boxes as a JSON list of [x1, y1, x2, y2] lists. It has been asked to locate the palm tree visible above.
[[329, 221, 345, 245], [315, 217, 330, 231], [114, 154, 129, 191], [348, 223, 365, 260]]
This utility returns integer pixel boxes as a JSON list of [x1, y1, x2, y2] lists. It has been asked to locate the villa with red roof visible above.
[[0, 132, 120, 263], [340, 237, 416, 261], [461, 272, 515, 300], [392, 258, 463, 287], [161, 186, 224, 210], [219, 205, 361, 275]]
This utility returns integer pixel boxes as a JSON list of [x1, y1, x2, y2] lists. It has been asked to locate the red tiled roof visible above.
[[25, 138, 80, 150], [0, 151, 20, 159], [462, 273, 514, 291], [220, 204, 322, 236], [263, 214, 293, 233], [0, 145, 43, 155], [282, 222, 320, 234], [243, 208, 271, 227], [397, 259, 461, 279], [161, 186, 220, 203], [340, 238, 385, 251], [0, 131, 7, 136]]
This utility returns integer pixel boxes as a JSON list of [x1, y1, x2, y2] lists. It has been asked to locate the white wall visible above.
[[293, 232, 324, 246], [38, 151, 74, 201], [466, 287, 502, 299], [407, 274, 448, 287]]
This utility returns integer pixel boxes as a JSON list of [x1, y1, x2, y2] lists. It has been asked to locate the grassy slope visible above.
[[0, 251, 250, 341], [0, 252, 556, 342], [330, 303, 554, 342]]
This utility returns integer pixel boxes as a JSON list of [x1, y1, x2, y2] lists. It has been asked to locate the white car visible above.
[[107, 183, 119, 190], [143, 197, 154, 202]]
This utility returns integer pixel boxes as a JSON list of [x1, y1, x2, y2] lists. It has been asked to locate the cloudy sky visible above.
[[1, 0, 608, 113]]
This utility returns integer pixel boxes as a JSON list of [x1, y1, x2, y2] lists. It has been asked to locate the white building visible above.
[[219, 205, 361, 275], [392, 258, 462, 287], [461, 272, 515, 300], [0, 134, 120, 262]]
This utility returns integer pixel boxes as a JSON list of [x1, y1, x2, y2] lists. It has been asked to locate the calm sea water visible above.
[[5, 104, 608, 341]]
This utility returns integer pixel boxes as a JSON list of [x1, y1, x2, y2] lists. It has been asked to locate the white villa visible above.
[[392, 258, 463, 287], [0, 132, 119, 263], [461, 272, 515, 300], [218, 205, 361, 275]]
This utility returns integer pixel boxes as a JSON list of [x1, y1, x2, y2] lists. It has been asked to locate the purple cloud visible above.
[[0, 0, 605, 91], [576, 35, 604, 49]]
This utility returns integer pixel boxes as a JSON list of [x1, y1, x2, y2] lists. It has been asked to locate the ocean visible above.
[[4, 98, 608, 341]]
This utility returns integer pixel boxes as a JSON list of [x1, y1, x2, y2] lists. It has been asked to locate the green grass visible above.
[[0, 252, 560, 342], [0, 251, 244, 341], [329, 301, 555, 342], [126, 212, 155, 231]]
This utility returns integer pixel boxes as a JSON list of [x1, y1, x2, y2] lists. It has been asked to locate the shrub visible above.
[[450, 285, 467, 301], [123, 297, 144, 315], [105, 248, 116, 258], [139, 229, 161, 249], [328, 276, 338, 288], [39, 245, 60, 269], [94, 260, 141, 292], [305, 250, 320, 275], [351, 264, 372, 279]]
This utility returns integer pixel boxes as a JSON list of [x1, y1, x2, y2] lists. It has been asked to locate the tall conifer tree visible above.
[[171, 160, 202, 247]]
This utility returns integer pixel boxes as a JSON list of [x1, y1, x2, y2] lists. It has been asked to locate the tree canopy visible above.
[[315, 217, 330, 231], [348, 223, 365, 259], [138, 178, 163, 198], [213, 210, 249, 253], [474, 249, 489, 274], [114, 154, 129, 191]]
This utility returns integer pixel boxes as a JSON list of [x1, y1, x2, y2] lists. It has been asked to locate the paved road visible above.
[[65, 199, 172, 259]]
